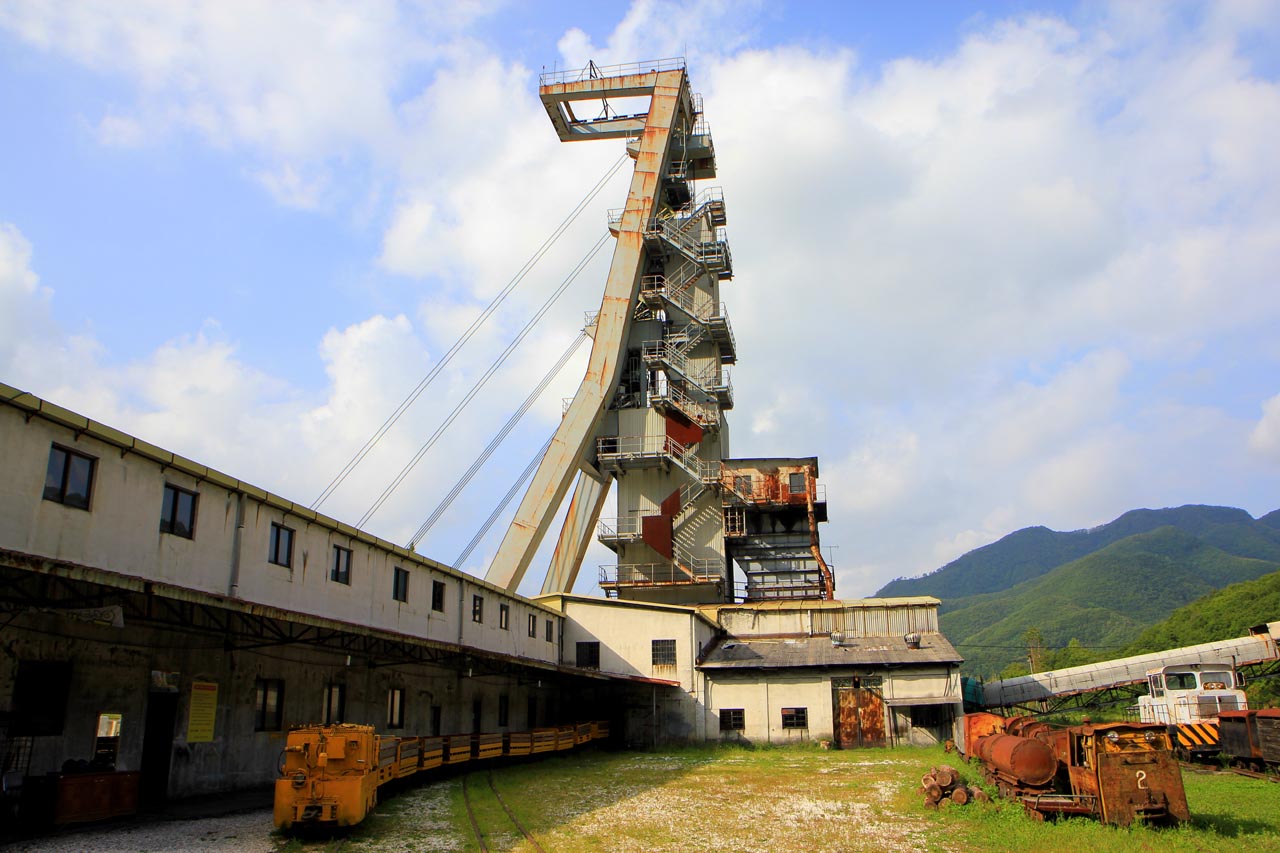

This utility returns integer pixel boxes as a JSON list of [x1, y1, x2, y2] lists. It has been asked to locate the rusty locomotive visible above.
[[960, 712, 1189, 826], [274, 720, 608, 830]]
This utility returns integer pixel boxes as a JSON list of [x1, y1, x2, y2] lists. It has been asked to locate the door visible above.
[[139, 692, 178, 808], [834, 681, 886, 748]]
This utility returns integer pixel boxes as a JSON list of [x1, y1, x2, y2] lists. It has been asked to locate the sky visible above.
[[1, 0, 1278, 599]]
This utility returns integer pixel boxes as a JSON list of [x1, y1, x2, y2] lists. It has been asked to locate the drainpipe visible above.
[[227, 493, 245, 598], [457, 580, 465, 645]]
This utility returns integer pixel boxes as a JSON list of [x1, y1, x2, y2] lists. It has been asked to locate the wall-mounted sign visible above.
[[186, 681, 218, 743]]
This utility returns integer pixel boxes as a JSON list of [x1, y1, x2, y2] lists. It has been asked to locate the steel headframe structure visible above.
[[485, 59, 698, 595]]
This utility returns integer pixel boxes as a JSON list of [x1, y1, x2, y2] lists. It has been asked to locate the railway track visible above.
[[1179, 761, 1280, 783], [462, 770, 546, 852]]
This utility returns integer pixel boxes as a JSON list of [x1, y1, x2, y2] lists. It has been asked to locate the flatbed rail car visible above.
[[274, 720, 610, 830], [961, 712, 1189, 826]]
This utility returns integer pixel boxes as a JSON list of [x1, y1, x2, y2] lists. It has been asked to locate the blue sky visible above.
[[1, 1, 1278, 598]]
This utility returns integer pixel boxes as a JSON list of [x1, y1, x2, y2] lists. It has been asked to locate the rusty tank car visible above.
[[961, 712, 1189, 826]]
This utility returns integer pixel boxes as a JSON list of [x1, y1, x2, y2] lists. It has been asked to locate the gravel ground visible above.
[[1, 809, 277, 853]]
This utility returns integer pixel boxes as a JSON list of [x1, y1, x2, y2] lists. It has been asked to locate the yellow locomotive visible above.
[[274, 721, 609, 830]]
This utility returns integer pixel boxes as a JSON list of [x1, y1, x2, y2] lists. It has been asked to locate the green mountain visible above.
[[940, 526, 1280, 678], [876, 504, 1280, 605], [1123, 569, 1280, 656]]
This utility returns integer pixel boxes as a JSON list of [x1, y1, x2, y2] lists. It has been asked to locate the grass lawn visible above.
[[278, 744, 1280, 852]]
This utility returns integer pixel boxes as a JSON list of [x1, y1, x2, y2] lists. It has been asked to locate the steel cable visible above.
[[357, 232, 611, 528], [455, 432, 556, 568], [406, 330, 588, 550], [311, 152, 628, 510]]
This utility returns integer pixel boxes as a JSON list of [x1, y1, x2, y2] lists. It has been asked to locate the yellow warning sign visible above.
[[186, 681, 218, 743]]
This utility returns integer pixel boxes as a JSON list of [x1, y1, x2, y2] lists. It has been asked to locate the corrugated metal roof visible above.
[[698, 632, 962, 669]]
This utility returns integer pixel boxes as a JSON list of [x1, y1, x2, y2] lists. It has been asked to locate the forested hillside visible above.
[[876, 505, 1280, 604], [941, 527, 1280, 677]]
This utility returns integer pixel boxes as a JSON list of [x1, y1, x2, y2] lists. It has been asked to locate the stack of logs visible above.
[[920, 765, 991, 809]]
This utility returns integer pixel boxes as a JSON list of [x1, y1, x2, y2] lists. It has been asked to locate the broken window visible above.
[[651, 639, 677, 667]]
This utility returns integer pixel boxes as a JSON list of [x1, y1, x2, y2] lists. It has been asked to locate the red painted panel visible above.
[[665, 412, 703, 447], [642, 515, 673, 559]]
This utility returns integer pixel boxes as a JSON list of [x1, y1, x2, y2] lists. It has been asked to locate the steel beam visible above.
[[542, 469, 614, 594], [486, 68, 688, 592]]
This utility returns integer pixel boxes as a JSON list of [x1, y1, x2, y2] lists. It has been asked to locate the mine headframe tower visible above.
[[486, 59, 832, 604]]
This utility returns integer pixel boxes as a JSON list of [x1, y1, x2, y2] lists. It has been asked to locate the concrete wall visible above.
[[0, 611, 563, 798], [705, 671, 834, 743], [0, 395, 562, 667], [552, 596, 718, 743]]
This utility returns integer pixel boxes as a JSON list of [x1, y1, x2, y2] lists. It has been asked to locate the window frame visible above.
[[387, 687, 405, 730], [431, 580, 446, 612], [527, 613, 537, 638], [159, 482, 198, 538], [781, 707, 808, 730], [545, 619, 554, 642], [43, 444, 96, 511], [392, 566, 410, 603], [788, 472, 806, 494], [719, 708, 745, 732], [651, 638, 677, 667], [254, 678, 285, 732], [472, 594, 484, 623], [499, 603, 510, 630], [330, 544, 352, 585], [268, 523, 295, 567]]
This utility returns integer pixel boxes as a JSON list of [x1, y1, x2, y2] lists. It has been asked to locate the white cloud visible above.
[[1250, 394, 1280, 461], [2, 1, 1278, 599]]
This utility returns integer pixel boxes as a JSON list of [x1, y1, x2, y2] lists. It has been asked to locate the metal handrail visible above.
[[597, 516, 652, 539], [540, 57, 686, 87], [599, 562, 720, 586]]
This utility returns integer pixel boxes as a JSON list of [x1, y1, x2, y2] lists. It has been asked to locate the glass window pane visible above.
[[161, 485, 176, 531], [64, 455, 93, 508], [44, 448, 67, 500], [175, 491, 194, 536]]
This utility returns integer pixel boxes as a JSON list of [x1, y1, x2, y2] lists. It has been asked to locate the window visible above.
[[1167, 672, 1197, 690], [11, 661, 72, 736], [499, 603, 510, 630], [431, 580, 446, 612], [331, 545, 352, 584], [323, 683, 345, 725], [159, 483, 198, 538], [788, 472, 806, 494], [910, 704, 949, 729], [733, 474, 752, 495], [472, 594, 484, 623], [719, 708, 745, 731], [43, 445, 96, 510], [781, 707, 808, 729], [387, 688, 405, 729], [651, 639, 677, 667], [528, 614, 537, 637], [430, 705, 442, 737], [545, 619, 554, 642], [498, 694, 509, 728], [254, 679, 284, 731], [576, 641, 601, 669], [269, 523, 294, 567], [392, 567, 409, 602]]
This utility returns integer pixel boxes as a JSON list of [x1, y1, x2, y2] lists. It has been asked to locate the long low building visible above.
[[0, 385, 964, 816]]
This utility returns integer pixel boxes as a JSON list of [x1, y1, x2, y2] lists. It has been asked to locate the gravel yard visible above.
[[2, 810, 276, 853]]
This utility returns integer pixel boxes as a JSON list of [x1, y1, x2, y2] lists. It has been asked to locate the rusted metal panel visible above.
[[1096, 751, 1189, 826], [836, 687, 886, 748]]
